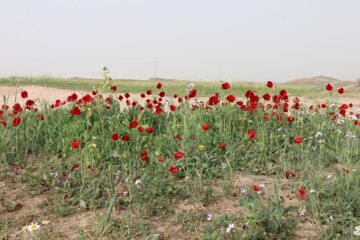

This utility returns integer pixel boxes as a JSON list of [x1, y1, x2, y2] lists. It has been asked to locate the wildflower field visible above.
[[1, 69, 360, 239]]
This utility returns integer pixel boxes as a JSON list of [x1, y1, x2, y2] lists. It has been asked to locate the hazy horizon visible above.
[[1, 1, 360, 82]]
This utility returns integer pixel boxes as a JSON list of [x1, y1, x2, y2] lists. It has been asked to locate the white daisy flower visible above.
[[226, 223, 235, 233], [337, 119, 345, 125], [310, 189, 316, 193], [299, 209, 306, 217], [26, 223, 41, 232], [351, 115, 358, 121], [42, 220, 50, 225], [315, 132, 323, 138], [240, 188, 249, 196]]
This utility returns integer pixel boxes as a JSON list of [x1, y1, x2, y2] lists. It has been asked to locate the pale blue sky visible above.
[[1, 0, 360, 82]]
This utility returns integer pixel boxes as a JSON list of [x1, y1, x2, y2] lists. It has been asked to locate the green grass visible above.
[[1, 75, 360, 239]]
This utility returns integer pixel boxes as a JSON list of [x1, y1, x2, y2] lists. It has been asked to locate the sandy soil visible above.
[[0, 86, 88, 106]]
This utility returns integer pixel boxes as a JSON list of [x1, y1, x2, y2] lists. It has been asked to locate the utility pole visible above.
[[218, 70, 223, 82], [153, 58, 158, 79]]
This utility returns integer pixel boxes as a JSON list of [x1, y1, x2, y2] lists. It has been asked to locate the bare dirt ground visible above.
[[0, 86, 89, 106], [0, 170, 318, 239]]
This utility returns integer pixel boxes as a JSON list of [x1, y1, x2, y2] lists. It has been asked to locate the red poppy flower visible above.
[[112, 132, 119, 141], [155, 107, 162, 115], [284, 170, 297, 179], [218, 143, 227, 149], [262, 93, 271, 101], [25, 100, 35, 107], [226, 95, 236, 103], [339, 109, 346, 117], [279, 89, 287, 98], [82, 94, 93, 103], [12, 103, 22, 114], [146, 127, 154, 133], [105, 97, 113, 104], [175, 134, 182, 141], [0, 120, 7, 126], [202, 124, 210, 131], [138, 126, 144, 132], [129, 120, 139, 128], [71, 163, 80, 171], [173, 151, 185, 160], [156, 82, 162, 89], [287, 116, 295, 122], [338, 87, 345, 94], [12, 117, 21, 127], [159, 91, 166, 98], [118, 95, 124, 101], [170, 105, 176, 111], [111, 85, 117, 91], [296, 188, 306, 200], [266, 81, 273, 88], [294, 136, 303, 144], [38, 114, 45, 121], [263, 113, 269, 122], [70, 106, 81, 115], [326, 83, 333, 91], [247, 129, 256, 139], [146, 90, 152, 95], [159, 157, 166, 162], [208, 95, 220, 106], [169, 167, 178, 174], [121, 135, 130, 142], [21, 91, 28, 99], [71, 141, 81, 149], [272, 95, 280, 103], [67, 93, 78, 102], [252, 184, 263, 192], [222, 82, 230, 90], [189, 89, 197, 98], [140, 149, 149, 161]]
